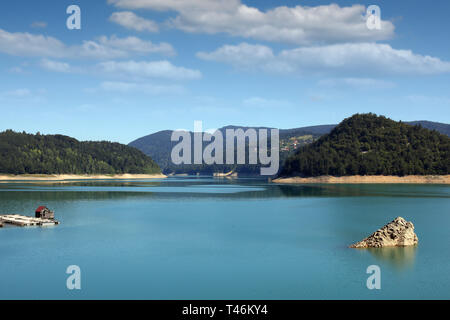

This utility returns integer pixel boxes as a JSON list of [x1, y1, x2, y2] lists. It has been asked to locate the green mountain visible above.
[[280, 114, 450, 177], [129, 125, 332, 175], [406, 121, 450, 137], [0, 130, 161, 175], [129, 130, 174, 172], [129, 121, 449, 175]]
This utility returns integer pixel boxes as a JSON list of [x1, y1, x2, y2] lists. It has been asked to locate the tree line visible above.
[[280, 114, 450, 177], [0, 130, 161, 175]]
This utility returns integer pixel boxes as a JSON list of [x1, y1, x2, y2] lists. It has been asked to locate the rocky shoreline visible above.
[[350, 217, 419, 248], [0, 174, 167, 182], [273, 175, 450, 184]]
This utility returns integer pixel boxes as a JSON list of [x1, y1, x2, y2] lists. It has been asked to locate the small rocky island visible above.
[[350, 217, 418, 248]]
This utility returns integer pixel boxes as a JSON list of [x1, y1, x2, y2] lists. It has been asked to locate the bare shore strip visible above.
[[0, 173, 167, 182], [273, 175, 450, 184]]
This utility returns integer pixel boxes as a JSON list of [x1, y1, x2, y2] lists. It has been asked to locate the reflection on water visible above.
[[367, 246, 417, 271], [0, 177, 449, 299]]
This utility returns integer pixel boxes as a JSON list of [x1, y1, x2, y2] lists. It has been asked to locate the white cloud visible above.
[[0, 29, 175, 59], [108, 1, 394, 45], [318, 78, 396, 89], [38, 58, 200, 82], [406, 95, 450, 105], [0, 29, 68, 58], [9, 66, 26, 74], [279, 43, 450, 75], [108, 0, 234, 11], [197, 42, 293, 74], [243, 97, 292, 108], [100, 81, 186, 94], [97, 60, 202, 80], [96, 35, 175, 56], [197, 42, 450, 76], [40, 59, 73, 73], [110, 11, 159, 32], [197, 43, 275, 69], [0, 88, 46, 104], [2, 88, 32, 97]]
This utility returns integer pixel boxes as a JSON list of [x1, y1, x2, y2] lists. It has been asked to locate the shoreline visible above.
[[0, 173, 167, 182], [273, 175, 450, 184]]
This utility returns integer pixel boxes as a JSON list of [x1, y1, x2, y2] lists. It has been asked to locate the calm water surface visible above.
[[0, 177, 449, 299]]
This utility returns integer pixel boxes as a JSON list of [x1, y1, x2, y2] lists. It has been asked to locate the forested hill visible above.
[[280, 114, 450, 177], [130, 122, 449, 174], [129, 125, 334, 174], [0, 130, 161, 175]]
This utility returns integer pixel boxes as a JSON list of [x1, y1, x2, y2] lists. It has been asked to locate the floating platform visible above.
[[213, 171, 238, 178], [0, 214, 60, 227]]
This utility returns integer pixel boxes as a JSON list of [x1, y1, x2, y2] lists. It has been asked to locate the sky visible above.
[[0, 0, 449, 144]]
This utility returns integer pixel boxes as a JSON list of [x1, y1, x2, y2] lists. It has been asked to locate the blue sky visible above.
[[0, 0, 449, 143]]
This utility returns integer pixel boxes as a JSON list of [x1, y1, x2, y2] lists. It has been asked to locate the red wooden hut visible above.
[[35, 206, 55, 220]]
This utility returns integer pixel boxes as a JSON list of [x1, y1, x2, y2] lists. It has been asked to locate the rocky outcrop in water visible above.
[[350, 217, 418, 248]]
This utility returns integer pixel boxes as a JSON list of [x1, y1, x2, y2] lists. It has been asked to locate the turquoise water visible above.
[[0, 177, 449, 300]]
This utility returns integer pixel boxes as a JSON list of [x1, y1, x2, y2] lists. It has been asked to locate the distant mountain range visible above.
[[129, 119, 450, 175], [405, 121, 450, 136], [1, 118, 447, 177], [129, 125, 338, 175]]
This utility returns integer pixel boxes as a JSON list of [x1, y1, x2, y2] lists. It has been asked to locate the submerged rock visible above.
[[350, 217, 418, 248]]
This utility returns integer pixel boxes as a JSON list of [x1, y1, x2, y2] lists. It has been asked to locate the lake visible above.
[[0, 177, 449, 299]]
